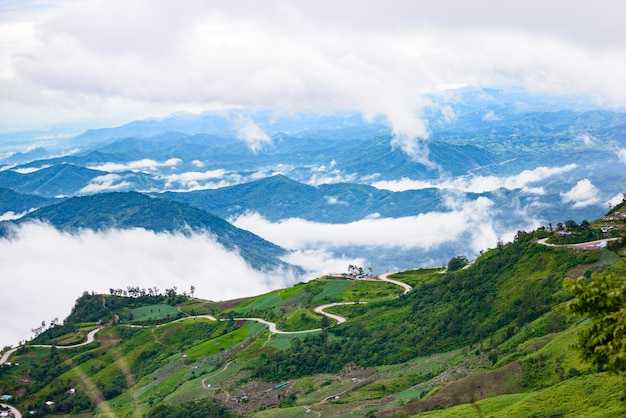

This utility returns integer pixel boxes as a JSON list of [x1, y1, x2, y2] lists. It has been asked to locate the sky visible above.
[[1, 1, 626, 348], [1, 0, 626, 137]]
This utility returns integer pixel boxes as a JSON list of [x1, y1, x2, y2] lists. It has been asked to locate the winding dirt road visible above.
[[1, 327, 102, 364], [0, 403, 21, 418], [537, 237, 618, 250], [378, 272, 412, 294]]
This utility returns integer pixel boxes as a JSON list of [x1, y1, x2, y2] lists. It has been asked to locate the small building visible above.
[[0, 395, 12, 401]]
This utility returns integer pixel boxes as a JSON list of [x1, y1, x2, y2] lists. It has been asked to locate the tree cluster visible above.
[[146, 398, 230, 418], [565, 273, 626, 375]]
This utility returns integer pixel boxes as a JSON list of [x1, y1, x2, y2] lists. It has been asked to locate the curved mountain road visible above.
[[0, 403, 21, 418], [537, 237, 618, 250], [1, 328, 102, 364], [314, 302, 362, 324], [378, 272, 412, 295]]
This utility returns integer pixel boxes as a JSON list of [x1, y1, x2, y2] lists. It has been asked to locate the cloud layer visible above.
[[560, 179, 601, 208], [232, 196, 525, 256], [371, 164, 577, 193], [0, 222, 299, 348], [1, 0, 626, 145]]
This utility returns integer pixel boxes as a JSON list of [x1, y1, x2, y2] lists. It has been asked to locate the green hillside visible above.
[[1, 219, 625, 417]]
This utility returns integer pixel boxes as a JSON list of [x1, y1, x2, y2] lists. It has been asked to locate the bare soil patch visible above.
[[222, 380, 293, 415], [16, 375, 32, 384], [216, 297, 253, 310], [379, 362, 524, 416], [96, 335, 119, 343]]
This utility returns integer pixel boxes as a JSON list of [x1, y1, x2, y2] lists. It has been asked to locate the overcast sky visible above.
[[1, 0, 625, 135]]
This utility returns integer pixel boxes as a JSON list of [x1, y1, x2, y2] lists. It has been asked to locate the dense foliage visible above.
[[146, 399, 230, 417], [65, 291, 113, 325], [565, 273, 626, 375]]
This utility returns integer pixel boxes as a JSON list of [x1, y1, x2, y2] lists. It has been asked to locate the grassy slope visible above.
[[1, 231, 625, 417]]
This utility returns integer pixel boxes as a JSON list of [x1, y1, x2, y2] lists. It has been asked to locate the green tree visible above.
[[321, 314, 330, 330], [447, 255, 468, 272], [564, 273, 626, 375]]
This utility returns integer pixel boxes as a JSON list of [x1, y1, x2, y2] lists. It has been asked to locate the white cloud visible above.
[[482, 110, 500, 121], [1, 1, 625, 158], [307, 163, 357, 186], [163, 169, 228, 190], [0, 222, 297, 348], [372, 164, 576, 193], [325, 196, 347, 205], [608, 193, 625, 208], [79, 173, 132, 194], [616, 148, 626, 164], [560, 178, 601, 208], [12, 164, 51, 174], [575, 132, 597, 146], [235, 116, 272, 152], [87, 158, 181, 173], [281, 249, 366, 278], [233, 196, 497, 252], [0, 210, 32, 221]]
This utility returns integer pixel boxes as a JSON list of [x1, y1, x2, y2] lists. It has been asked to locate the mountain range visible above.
[[1, 87, 625, 272]]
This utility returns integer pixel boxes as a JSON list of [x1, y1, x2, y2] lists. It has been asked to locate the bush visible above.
[[447, 256, 468, 272]]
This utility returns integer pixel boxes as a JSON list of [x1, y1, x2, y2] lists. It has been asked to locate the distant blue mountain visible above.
[[159, 174, 446, 223], [3, 147, 51, 165], [0, 164, 107, 198], [70, 110, 387, 148], [158, 174, 606, 228], [11, 191, 290, 271], [1, 88, 624, 269]]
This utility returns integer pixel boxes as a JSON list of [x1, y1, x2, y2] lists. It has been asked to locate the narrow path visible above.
[[378, 272, 412, 294], [236, 317, 322, 334], [1, 327, 102, 363], [67, 358, 115, 417], [314, 302, 362, 324], [537, 237, 618, 249], [202, 361, 233, 389], [151, 328, 168, 347]]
